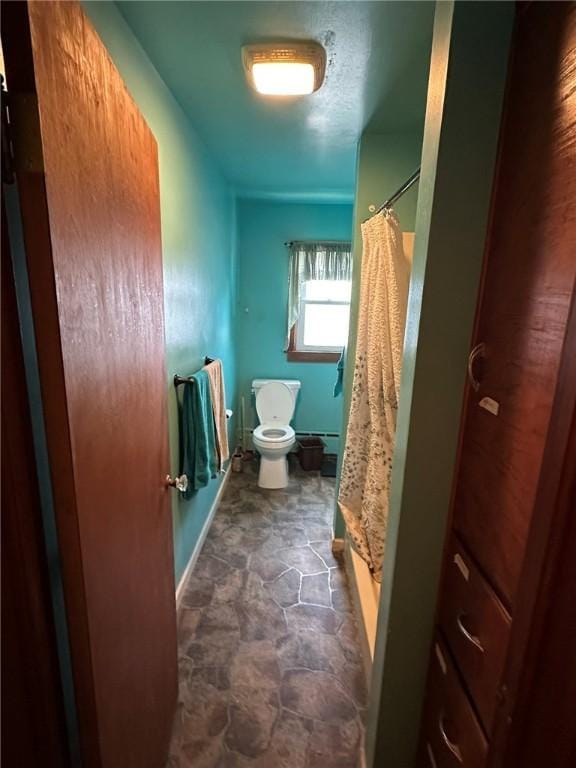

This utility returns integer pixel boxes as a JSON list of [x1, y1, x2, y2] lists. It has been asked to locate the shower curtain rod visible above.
[[367, 167, 421, 220]]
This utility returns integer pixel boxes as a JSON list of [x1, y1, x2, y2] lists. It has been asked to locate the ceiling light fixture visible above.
[[242, 42, 326, 96]]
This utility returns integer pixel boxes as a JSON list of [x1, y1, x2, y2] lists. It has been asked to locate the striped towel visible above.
[[205, 359, 229, 471]]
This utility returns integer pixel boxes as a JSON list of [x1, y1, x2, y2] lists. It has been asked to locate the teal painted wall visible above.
[[236, 200, 353, 453], [84, 1, 238, 583], [335, 131, 423, 537]]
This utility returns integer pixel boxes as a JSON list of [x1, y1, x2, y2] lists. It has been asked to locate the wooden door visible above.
[[451, 2, 576, 609], [1, 3, 177, 767]]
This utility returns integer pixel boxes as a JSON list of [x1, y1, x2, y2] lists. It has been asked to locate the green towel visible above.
[[333, 347, 346, 397], [180, 371, 218, 497]]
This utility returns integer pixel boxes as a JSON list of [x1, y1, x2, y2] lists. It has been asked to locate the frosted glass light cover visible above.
[[252, 62, 315, 95], [242, 42, 326, 97]]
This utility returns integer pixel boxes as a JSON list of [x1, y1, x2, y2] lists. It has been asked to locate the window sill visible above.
[[286, 350, 340, 363]]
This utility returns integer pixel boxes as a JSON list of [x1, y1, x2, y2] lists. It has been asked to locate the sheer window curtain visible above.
[[285, 241, 352, 350]]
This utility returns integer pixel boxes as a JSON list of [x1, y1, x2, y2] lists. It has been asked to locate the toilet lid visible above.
[[256, 381, 294, 425]]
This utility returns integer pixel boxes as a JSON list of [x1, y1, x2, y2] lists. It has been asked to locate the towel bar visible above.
[[174, 357, 214, 387]]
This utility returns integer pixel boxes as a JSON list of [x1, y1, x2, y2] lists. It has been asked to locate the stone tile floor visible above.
[[167, 458, 367, 768]]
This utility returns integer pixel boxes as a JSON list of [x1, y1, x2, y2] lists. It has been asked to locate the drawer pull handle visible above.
[[426, 742, 439, 768], [457, 614, 485, 653], [439, 714, 463, 763], [467, 342, 486, 392]]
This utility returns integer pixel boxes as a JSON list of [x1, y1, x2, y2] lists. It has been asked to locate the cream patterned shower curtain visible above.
[[338, 211, 410, 582]]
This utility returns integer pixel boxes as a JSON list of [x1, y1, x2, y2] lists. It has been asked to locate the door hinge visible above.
[[1, 74, 15, 184]]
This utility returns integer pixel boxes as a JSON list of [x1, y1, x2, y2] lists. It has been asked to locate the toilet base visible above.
[[257, 455, 289, 489]]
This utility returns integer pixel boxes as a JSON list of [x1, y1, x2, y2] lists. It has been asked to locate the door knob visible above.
[[165, 474, 188, 493]]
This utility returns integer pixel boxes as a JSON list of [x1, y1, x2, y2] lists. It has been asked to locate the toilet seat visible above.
[[253, 424, 295, 444], [255, 382, 294, 425]]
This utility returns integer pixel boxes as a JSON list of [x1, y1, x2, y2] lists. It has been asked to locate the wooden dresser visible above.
[[417, 4, 576, 767]]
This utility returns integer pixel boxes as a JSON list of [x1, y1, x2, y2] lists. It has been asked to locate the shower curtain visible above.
[[338, 210, 410, 582]]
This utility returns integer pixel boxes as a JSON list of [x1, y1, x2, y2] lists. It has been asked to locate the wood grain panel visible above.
[[2, 2, 177, 766], [418, 636, 488, 768], [503, 316, 576, 767], [452, 3, 576, 607], [439, 537, 510, 732], [489, 280, 576, 766], [1, 4, 102, 760]]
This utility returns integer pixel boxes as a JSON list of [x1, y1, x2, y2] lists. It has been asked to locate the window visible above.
[[295, 278, 351, 351], [285, 242, 352, 362]]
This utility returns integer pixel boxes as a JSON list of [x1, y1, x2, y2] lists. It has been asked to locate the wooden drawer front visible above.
[[419, 635, 488, 768], [439, 536, 511, 731]]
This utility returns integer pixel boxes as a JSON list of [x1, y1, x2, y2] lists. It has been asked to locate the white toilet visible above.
[[251, 379, 301, 489]]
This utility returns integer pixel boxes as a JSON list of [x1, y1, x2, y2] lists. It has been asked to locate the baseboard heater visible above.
[[295, 431, 340, 441]]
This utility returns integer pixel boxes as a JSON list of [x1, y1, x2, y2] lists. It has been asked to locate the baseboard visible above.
[[175, 466, 231, 608], [332, 537, 345, 554], [344, 537, 379, 684]]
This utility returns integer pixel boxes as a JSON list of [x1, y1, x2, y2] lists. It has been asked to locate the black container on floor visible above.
[[297, 437, 325, 471], [320, 454, 338, 478]]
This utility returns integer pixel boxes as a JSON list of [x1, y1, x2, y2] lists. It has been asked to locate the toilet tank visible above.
[[251, 379, 301, 397]]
